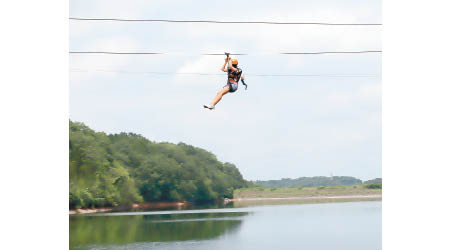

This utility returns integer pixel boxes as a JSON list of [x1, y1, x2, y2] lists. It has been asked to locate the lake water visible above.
[[70, 201, 381, 250]]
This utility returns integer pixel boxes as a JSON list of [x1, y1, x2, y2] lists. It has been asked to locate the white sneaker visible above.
[[203, 104, 215, 110]]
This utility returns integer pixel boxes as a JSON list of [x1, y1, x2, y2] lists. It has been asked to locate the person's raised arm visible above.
[[221, 57, 229, 72]]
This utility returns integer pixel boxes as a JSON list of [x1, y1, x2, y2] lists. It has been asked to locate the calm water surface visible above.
[[70, 201, 381, 250]]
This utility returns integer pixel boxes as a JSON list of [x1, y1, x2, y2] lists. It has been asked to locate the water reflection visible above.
[[70, 212, 249, 249], [70, 202, 381, 250]]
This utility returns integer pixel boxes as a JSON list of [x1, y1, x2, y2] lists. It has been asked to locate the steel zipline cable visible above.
[[69, 50, 381, 56], [69, 51, 163, 55], [70, 68, 380, 78], [69, 17, 382, 26]]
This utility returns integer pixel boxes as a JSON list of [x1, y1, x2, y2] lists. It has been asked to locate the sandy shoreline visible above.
[[70, 194, 381, 214], [227, 194, 382, 202]]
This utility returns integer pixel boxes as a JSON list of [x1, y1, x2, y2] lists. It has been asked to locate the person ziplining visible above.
[[203, 53, 247, 110]]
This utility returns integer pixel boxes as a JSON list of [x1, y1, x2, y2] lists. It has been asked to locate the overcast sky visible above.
[[69, 0, 381, 181]]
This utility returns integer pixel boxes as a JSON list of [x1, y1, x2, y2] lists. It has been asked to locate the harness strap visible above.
[[228, 68, 242, 81], [227, 67, 247, 90]]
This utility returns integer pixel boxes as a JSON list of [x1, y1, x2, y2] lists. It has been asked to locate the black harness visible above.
[[227, 68, 248, 90], [227, 68, 241, 83]]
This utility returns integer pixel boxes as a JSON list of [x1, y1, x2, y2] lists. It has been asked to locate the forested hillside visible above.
[[69, 121, 249, 209], [254, 176, 364, 188]]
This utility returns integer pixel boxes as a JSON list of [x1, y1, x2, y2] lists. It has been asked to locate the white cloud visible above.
[[320, 81, 381, 111], [358, 81, 381, 101]]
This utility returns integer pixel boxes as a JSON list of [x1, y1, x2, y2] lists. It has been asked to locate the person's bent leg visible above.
[[204, 86, 230, 110], [212, 87, 230, 106]]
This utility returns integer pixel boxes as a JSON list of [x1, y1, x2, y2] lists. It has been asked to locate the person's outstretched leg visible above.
[[212, 87, 230, 106], [204, 87, 230, 109]]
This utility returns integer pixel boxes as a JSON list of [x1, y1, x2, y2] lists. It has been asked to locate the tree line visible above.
[[254, 176, 382, 188], [69, 121, 250, 209]]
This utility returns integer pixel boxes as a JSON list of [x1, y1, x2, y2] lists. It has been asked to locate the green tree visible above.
[[69, 120, 249, 209]]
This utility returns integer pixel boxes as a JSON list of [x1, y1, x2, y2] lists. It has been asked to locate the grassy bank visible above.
[[234, 184, 381, 199]]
